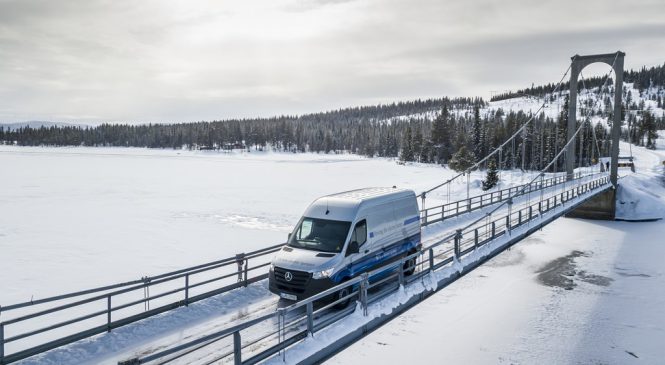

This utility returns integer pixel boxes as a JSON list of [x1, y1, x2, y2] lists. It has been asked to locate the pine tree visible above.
[[448, 145, 476, 172], [431, 105, 450, 164], [412, 126, 423, 162], [482, 159, 499, 190], [644, 110, 658, 149], [472, 105, 483, 160], [400, 125, 414, 162]]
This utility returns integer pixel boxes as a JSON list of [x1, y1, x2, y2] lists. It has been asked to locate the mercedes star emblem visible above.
[[284, 271, 293, 282]]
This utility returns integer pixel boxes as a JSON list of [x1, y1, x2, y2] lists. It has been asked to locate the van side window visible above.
[[298, 219, 313, 240], [351, 220, 367, 246]]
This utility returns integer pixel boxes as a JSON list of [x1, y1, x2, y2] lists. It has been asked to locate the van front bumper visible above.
[[268, 267, 338, 301]]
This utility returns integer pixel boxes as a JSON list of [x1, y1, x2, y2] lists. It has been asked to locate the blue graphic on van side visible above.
[[369, 232, 375, 238], [330, 232, 421, 283], [403, 216, 420, 225]]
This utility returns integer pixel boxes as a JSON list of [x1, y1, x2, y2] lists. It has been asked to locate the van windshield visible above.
[[288, 217, 351, 253]]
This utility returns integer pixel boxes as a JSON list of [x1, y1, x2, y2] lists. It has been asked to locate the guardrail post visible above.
[[506, 215, 510, 231], [398, 258, 405, 286], [1, 322, 4, 361], [421, 193, 427, 224], [243, 259, 249, 287], [491, 221, 495, 238], [474, 229, 479, 248], [185, 274, 190, 306], [142, 276, 151, 311], [454, 230, 462, 259], [235, 253, 245, 283], [518, 210, 522, 225], [233, 331, 242, 365], [306, 302, 314, 335], [528, 206, 533, 221], [360, 273, 369, 316], [428, 248, 434, 271], [107, 295, 112, 332]]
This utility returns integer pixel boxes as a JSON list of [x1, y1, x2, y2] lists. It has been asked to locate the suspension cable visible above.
[[421, 63, 573, 198], [457, 54, 618, 234]]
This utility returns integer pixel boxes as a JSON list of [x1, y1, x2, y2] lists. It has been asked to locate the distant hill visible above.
[[0, 121, 89, 131], [490, 63, 665, 102], [1, 62, 663, 169]]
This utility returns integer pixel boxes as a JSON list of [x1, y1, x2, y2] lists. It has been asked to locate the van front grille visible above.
[[274, 266, 310, 294]]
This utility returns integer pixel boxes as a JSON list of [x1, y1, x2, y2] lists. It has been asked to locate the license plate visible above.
[[279, 292, 297, 301]]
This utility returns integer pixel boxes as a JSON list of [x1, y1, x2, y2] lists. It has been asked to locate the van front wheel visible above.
[[333, 282, 352, 309], [403, 254, 417, 276]]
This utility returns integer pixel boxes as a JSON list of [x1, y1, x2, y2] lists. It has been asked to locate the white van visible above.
[[268, 187, 421, 302]]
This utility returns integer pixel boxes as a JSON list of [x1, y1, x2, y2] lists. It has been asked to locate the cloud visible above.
[[0, 0, 663, 124]]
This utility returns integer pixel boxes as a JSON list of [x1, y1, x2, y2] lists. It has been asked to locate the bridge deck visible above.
[[113, 176, 611, 365]]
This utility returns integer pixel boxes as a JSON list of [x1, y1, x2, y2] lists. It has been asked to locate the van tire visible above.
[[333, 279, 352, 309], [403, 252, 417, 276]]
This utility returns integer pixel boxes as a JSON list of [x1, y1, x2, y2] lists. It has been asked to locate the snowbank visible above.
[[615, 175, 665, 220]]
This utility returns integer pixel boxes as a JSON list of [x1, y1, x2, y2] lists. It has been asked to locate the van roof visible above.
[[303, 187, 415, 222], [327, 187, 413, 202]]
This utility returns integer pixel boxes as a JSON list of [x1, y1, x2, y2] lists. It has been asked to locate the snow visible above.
[[616, 175, 665, 220], [0, 146, 550, 307], [0, 145, 544, 363], [486, 83, 665, 122], [615, 136, 665, 220], [2, 126, 664, 364], [326, 137, 665, 364], [18, 282, 276, 365], [0, 147, 418, 305], [383, 83, 664, 129], [260, 172, 614, 364]]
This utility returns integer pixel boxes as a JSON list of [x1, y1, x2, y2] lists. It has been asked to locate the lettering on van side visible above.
[[370, 222, 402, 239]]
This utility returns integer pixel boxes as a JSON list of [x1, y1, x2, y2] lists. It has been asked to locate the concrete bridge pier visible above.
[[566, 188, 616, 220]]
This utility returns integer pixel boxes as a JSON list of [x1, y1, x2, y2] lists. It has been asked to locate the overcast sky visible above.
[[1, 0, 664, 125]]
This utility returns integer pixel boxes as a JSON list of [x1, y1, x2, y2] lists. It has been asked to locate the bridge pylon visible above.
[[566, 51, 624, 220], [566, 51, 624, 187]]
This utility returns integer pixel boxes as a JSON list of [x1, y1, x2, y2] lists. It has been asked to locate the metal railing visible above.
[[118, 175, 611, 365], [0, 244, 285, 364], [419, 171, 602, 226]]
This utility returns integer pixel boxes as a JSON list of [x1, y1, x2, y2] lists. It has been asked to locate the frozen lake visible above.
[[1, 146, 466, 305]]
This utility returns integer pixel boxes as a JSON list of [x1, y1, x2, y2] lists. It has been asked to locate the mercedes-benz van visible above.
[[268, 187, 421, 302]]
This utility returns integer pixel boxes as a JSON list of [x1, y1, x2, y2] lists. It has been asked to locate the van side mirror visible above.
[[287, 233, 292, 242], [346, 241, 359, 256]]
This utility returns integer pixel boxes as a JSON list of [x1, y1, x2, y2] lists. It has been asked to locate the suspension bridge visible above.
[[0, 51, 628, 365]]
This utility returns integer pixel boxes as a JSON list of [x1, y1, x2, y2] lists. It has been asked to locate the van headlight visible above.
[[269, 263, 274, 272], [312, 267, 334, 279]]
